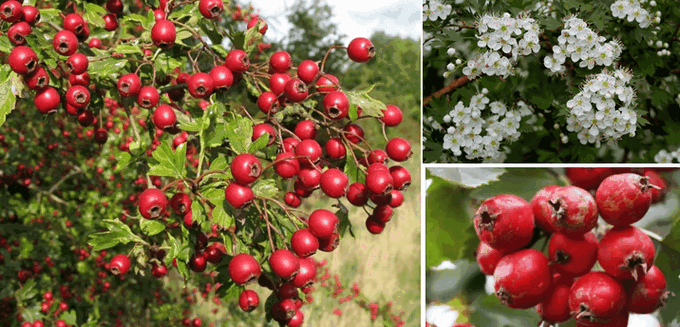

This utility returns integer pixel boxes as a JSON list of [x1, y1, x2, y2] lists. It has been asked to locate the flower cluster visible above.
[[543, 16, 624, 73], [654, 149, 680, 163], [610, 0, 655, 28], [439, 89, 532, 161], [564, 68, 638, 146], [462, 12, 541, 79], [423, 0, 452, 21]]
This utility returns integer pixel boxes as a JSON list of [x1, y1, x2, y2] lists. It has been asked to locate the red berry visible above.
[[269, 249, 300, 280], [323, 91, 349, 120], [151, 20, 176, 49], [566, 168, 614, 191], [66, 53, 88, 74], [308, 209, 339, 239], [110, 254, 131, 275], [153, 104, 177, 130], [287, 310, 304, 327], [239, 290, 259, 312], [389, 190, 404, 208], [292, 257, 316, 288], [325, 138, 346, 159], [187, 72, 214, 98], [9, 46, 38, 75], [78, 110, 95, 127], [225, 182, 254, 209], [596, 173, 653, 226], [0, 1, 23, 23], [284, 78, 308, 102], [225, 50, 250, 73], [137, 86, 159, 109], [569, 271, 626, 323], [282, 137, 300, 153], [252, 123, 276, 145], [25, 67, 49, 91], [597, 225, 655, 281], [69, 72, 90, 87], [297, 60, 319, 83], [536, 277, 572, 324], [386, 137, 412, 162], [295, 139, 322, 167], [118, 73, 142, 97], [389, 166, 411, 190], [297, 167, 321, 189], [366, 216, 386, 234], [315, 74, 339, 93], [548, 232, 598, 278], [230, 253, 261, 284], [381, 104, 403, 127], [274, 152, 300, 179], [320, 168, 348, 198], [151, 263, 168, 277], [209, 65, 233, 91], [139, 188, 168, 219], [53, 30, 78, 56], [494, 249, 552, 309], [189, 253, 207, 272], [88, 38, 102, 49], [372, 205, 393, 223], [475, 241, 506, 275], [365, 170, 393, 196], [318, 231, 340, 252], [22, 6, 40, 26], [291, 229, 318, 257], [170, 193, 191, 215], [270, 51, 292, 73], [643, 169, 667, 204], [106, 0, 124, 14], [473, 194, 534, 252], [626, 265, 669, 314], [529, 185, 561, 233], [347, 37, 375, 63], [246, 15, 267, 34], [294, 120, 317, 140], [103, 13, 118, 31], [231, 153, 262, 185], [198, 0, 223, 19], [65, 85, 90, 110], [284, 192, 301, 208], [258, 91, 278, 114], [343, 123, 364, 144], [94, 128, 108, 144], [269, 73, 290, 95], [548, 186, 598, 237], [347, 182, 369, 206], [34, 87, 60, 114], [8, 21, 31, 46]]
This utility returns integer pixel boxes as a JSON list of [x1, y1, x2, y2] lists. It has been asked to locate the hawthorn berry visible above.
[[386, 137, 412, 162], [198, 0, 224, 19], [270, 51, 292, 73], [548, 186, 598, 237], [292, 257, 316, 288], [109, 254, 131, 275], [153, 104, 177, 130], [365, 170, 393, 196], [151, 20, 176, 49], [34, 87, 61, 114], [209, 65, 234, 91], [294, 120, 317, 140], [246, 15, 268, 34], [284, 78, 309, 103], [343, 123, 364, 144], [366, 216, 386, 234], [269, 249, 300, 280], [94, 128, 108, 144], [69, 72, 90, 86], [347, 37, 375, 63], [320, 169, 348, 198], [297, 59, 319, 83], [252, 123, 276, 145], [231, 153, 262, 185], [473, 194, 534, 252], [548, 231, 598, 278], [381, 104, 403, 127], [308, 209, 339, 239], [568, 271, 626, 323], [187, 72, 214, 98], [22, 6, 40, 26], [170, 193, 192, 215], [323, 91, 350, 119], [324, 138, 346, 159], [225, 50, 250, 73], [25, 67, 49, 91], [274, 152, 300, 179], [9, 46, 38, 75], [315, 74, 340, 93], [8, 21, 31, 46], [239, 290, 259, 312], [138, 188, 168, 219], [597, 225, 655, 281], [225, 182, 254, 208], [529, 185, 561, 233], [494, 249, 552, 309], [475, 241, 505, 276], [66, 53, 89, 74], [257, 91, 278, 114], [295, 139, 322, 167], [347, 183, 369, 206], [269, 73, 291, 95], [596, 173, 653, 226], [626, 265, 670, 314], [53, 30, 78, 56], [284, 192, 301, 208], [118, 73, 142, 97], [189, 253, 207, 272], [291, 229, 319, 257], [0, 1, 23, 23]]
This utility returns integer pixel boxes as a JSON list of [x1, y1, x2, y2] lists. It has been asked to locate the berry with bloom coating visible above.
[[494, 249, 552, 309], [548, 186, 598, 237], [474, 194, 534, 252], [597, 225, 655, 281], [568, 271, 626, 323], [596, 173, 653, 226]]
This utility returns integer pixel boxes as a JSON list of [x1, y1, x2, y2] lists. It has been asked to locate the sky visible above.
[[246, 0, 421, 44]]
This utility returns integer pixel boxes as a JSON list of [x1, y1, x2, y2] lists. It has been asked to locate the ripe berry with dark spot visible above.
[[548, 231, 598, 278], [347, 37, 375, 63], [25, 67, 49, 91], [187, 72, 214, 98], [229, 253, 261, 285], [8, 21, 31, 46], [239, 290, 259, 312], [225, 182, 254, 208], [151, 20, 176, 49], [0, 1, 23, 23], [53, 30, 78, 56], [152, 104, 177, 130], [389, 166, 411, 190], [308, 209, 339, 239], [548, 186, 598, 237], [225, 50, 250, 73], [473, 194, 534, 252], [198, 0, 223, 19], [568, 271, 626, 324], [291, 229, 318, 257], [596, 173, 653, 226], [170, 193, 191, 215], [347, 182, 369, 206], [137, 86, 159, 109], [117, 73, 142, 97], [65, 85, 90, 110], [529, 185, 561, 233], [34, 87, 60, 114], [626, 265, 670, 314], [323, 91, 349, 120], [597, 225, 655, 281], [9, 46, 38, 75], [231, 154, 262, 185], [66, 53, 88, 74], [494, 249, 552, 309], [109, 254, 131, 275], [138, 188, 168, 219], [284, 192, 301, 208]]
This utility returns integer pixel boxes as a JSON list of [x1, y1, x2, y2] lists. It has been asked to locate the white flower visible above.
[[447, 47, 457, 56]]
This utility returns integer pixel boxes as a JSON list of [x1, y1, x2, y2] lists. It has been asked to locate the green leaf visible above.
[[149, 142, 186, 178], [252, 179, 279, 198], [59, 310, 77, 325], [469, 295, 540, 326], [212, 202, 234, 230], [243, 22, 264, 56], [224, 116, 253, 154], [139, 218, 165, 236], [16, 279, 37, 302], [348, 103, 359, 121], [345, 85, 386, 117], [115, 152, 132, 172], [88, 219, 146, 251], [209, 156, 228, 171], [335, 202, 353, 238], [655, 218, 680, 323], [343, 149, 364, 184], [82, 3, 106, 28], [113, 45, 143, 55], [88, 57, 127, 79], [427, 167, 506, 188], [178, 116, 203, 132], [191, 200, 206, 226], [0, 68, 17, 128], [248, 134, 269, 153]]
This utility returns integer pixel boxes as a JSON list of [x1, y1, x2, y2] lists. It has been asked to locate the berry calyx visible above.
[[225, 50, 250, 73], [118, 73, 142, 98], [198, 0, 224, 19], [548, 231, 598, 278]]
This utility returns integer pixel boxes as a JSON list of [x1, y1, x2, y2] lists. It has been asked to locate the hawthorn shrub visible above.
[[0, 0, 419, 326], [423, 0, 680, 163], [426, 167, 679, 326]]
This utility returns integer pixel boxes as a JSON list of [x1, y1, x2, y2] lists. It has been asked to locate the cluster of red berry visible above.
[[473, 168, 672, 327]]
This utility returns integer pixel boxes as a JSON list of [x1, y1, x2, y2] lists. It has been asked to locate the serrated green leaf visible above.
[[212, 202, 234, 229], [16, 279, 37, 302], [244, 22, 264, 56], [343, 148, 364, 184], [115, 152, 132, 172], [113, 45, 143, 54], [149, 142, 185, 178], [248, 134, 269, 153], [191, 200, 206, 226], [140, 218, 165, 236], [252, 179, 279, 198], [60, 310, 77, 325], [174, 143, 188, 175], [82, 3, 106, 28], [0, 68, 17, 128], [89, 57, 127, 79], [345, 85, 386, 118], [348, 103, 359, 121], [209, 156, 228, 171], [88, 219, 146, 251], [224, 116, 253, 154]]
